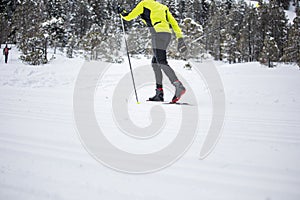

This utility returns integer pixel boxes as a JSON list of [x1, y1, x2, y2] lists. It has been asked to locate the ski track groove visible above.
[[1, 141, 300, 197], [1, 51, 300, 199], [0, 140, 93, 166]]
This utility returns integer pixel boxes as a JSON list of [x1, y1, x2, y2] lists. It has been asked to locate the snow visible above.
[[247, 0, 261, 7], [286, 1, 297, 24], [41, 17, 64, 27], [0, 46, 300, 199]]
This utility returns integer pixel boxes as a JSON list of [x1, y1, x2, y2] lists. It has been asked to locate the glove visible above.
[[177, 38, 187, 53]]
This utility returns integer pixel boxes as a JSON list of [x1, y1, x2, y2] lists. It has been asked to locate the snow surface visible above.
[[0, 46, 300, 200]]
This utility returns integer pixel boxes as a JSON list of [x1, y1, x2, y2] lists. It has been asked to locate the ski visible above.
[[146, 100, 167, 103], [146, 100, 192, 106], [164, 102, 192, 106]]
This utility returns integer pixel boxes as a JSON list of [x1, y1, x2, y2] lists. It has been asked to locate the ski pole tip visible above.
[[137, 101, 141, 104]]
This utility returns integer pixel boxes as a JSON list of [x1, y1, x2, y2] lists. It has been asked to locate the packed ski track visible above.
[[0, 46, 300, 200]]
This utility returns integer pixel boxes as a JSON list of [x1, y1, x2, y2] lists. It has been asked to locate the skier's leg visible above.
[[5, 55, 8, 63], [151, 56, 163, 87], [154, 33, 186, 103], [153, 32, 178, 83], [155, 48, 178, 83], [148, 36, 164, 101], [149, 52, 164, 101]]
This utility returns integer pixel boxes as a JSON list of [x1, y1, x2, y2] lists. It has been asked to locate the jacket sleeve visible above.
[[121, 1, 144, 21], [166, 9, 183, 39]]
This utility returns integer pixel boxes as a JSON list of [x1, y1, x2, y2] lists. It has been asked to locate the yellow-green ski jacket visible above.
[[121, 0, 183, 39]]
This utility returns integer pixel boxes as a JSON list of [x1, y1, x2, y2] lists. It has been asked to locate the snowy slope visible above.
[[0, 47, 300, 200]]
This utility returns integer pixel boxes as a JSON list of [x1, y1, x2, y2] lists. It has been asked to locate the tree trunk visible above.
[[44, 38, 47, 61]]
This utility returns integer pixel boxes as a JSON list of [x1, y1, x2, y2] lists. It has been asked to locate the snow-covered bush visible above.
[[41, 17, 66, 51], [19, 37, 48, 65], [127, 25, 151, 56], [259, 35, 280, 67], [80, 24, 123, 63], [181, 18, 205, 59]]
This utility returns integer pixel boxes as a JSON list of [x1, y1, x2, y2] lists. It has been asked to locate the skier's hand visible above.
[[178, 38, 187, 53]]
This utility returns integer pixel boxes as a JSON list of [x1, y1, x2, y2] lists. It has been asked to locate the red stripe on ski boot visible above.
[[171, 89, 186, 103]]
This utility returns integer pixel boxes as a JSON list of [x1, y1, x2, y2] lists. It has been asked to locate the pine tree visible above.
[[259, 33, 280, 67], [178, 0, 186, 22], [206, 0, 235, 61], [222, 1, 245, 63], [296, 0, 300, 14], [283, 15, 300, 67], [3, 0, 297, 66], [127, 21, 151, 56], [164, 0, 179, 19], [65, 0, 77, 58], [186, 0, 195, 19], [268, 0, 288, 59], [179, 18, 204, 60], [236, 2, 260, 62], [277, 0, 290, 10], [204, 0, 221, 60], [0, 0, 18, 45], [12, 0, 47, 65], [0, 2, 8, 46], [196, 0, 210, 25], [43, 0, 69, 53]]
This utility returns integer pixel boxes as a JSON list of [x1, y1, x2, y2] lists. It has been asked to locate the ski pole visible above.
[[120, 17, 140, 104]]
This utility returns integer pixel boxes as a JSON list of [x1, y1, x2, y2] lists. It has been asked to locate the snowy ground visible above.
[[0, 46, 300, 200]]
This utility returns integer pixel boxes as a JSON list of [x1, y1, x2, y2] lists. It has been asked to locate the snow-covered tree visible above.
[[268, 0, 288, 58], [259, 33, 280, 67], [164, 0, 179, 19], [12, 0, 47, 65], [222, 2, 245, 63], [178, 0, 186, 21], [282, 15, 300, 67], [195, 0, 210, 25], [236, 3, 260, 62], [0, 0, 18, 45], [2, 0, 297, 66], [80, 22, 123, 63], [277, 0, 291, 10], [179, 18, 204, 60], [186, 0, 196, 19], [204, 0, 228, 60], [127, 23, 151, 56], [41, 17, 65, 54]]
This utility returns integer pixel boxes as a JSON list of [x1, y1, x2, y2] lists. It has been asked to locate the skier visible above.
[[117, 0, 188, 103], [3, 44, 11, 64]]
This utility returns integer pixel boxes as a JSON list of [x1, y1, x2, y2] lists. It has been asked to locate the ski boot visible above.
[[171, 81, 186, 103], [148, 88, 164, 101]]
